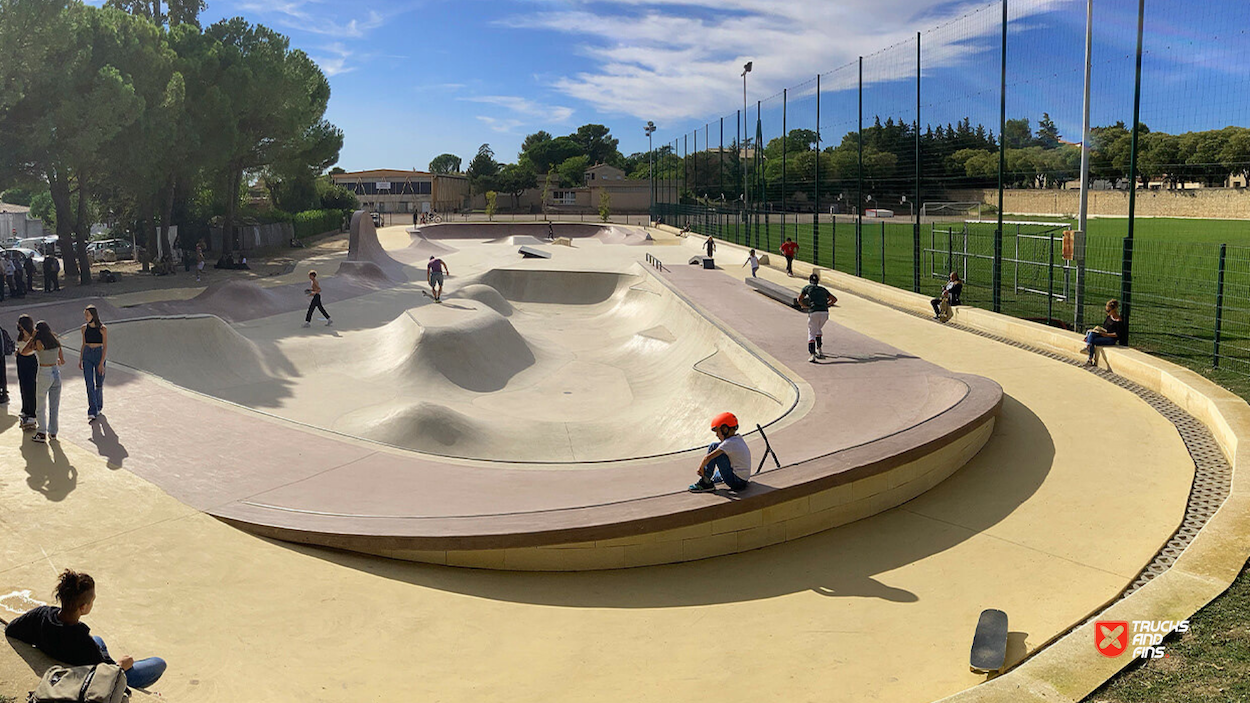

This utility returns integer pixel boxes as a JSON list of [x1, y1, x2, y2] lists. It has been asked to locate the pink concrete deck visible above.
[[1, 253, 1001, 557]]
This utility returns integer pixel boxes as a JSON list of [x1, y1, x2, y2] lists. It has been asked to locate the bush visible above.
[[293, 209, 349, 240]]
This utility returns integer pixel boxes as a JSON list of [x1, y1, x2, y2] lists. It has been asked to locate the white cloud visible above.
[[461, 95, 576, 131], [236, 1, 390, 38], [312, 42, 354, 77], [500, 0, 1078, 123]]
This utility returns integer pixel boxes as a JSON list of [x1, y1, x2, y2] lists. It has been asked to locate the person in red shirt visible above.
[[779, 238, 799, 276]]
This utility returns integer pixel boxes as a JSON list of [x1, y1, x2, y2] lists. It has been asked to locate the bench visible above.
[[688, 256, 715, 269], [518, 246, 552, 259], [746, 277, 802, 310]]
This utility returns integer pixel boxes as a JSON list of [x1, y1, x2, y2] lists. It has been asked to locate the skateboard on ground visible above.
[[969, 608, 1009, 674]]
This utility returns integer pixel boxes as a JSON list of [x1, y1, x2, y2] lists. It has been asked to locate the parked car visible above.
[[87, 238, 135, 262], [5, 246, 43, 267]]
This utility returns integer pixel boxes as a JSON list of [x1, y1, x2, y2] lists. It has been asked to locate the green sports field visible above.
[[665, 206, 1250, 398]]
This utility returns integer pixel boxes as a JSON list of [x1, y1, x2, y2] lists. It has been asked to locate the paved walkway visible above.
[[0, 230, 1196, 703]]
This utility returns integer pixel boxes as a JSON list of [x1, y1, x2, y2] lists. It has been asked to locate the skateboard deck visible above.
[[969, 608, 1008, 674]]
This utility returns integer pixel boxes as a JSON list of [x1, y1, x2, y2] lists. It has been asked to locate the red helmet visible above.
[[710, 412, 739, 430]]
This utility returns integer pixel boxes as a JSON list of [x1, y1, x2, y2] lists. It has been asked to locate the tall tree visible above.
[[466, 143, 499, 193], [497, 162, 537, 210], [428, 153, 462, 174], [105, 0, 206, 27], [1037, 113, 1061, 149], [520, 130, 552, 155], [570, 124, 621, 166]]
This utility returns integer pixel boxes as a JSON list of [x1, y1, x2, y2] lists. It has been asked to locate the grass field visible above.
[[668, 206, 1250, 398]]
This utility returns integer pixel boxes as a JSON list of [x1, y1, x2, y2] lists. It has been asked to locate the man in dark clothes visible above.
[[23, 253, 37, 294], [43, 254, 60, 291]]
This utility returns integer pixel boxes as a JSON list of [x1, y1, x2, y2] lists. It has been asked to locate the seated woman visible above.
[[930, 271, 962, 321], [1083, 299, 1126, 366], [4, 569, 167, 689]]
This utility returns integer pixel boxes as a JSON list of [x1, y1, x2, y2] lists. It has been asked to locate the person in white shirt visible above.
[[689, 412, 751, 492], [742, 249, 759, 277]]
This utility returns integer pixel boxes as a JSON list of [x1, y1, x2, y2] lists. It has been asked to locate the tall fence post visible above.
[[814, 74, 821, 268], [1047, 230, 1056, 325], [1121, 0, 1146, 346], [1214, 243, 1227, 369], [914, 31, 922, 294], [782, 89, 788, 252], [856, 56, 864, 279], [881, 221, 887, 283], [993, 0, 1007, 313], [831, 214, 837, 271]]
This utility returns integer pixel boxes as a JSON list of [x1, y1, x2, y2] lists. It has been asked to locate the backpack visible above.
[[28, 664, 128, 703], [938, 296, 953, 323], [2, 327, 14, 356]]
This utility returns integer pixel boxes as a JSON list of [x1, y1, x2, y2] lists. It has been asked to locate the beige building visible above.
[[331, 169, 470, 214], [472, 164, 660, 214]]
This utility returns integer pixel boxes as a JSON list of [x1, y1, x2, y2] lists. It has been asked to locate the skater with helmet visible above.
[[689, 411, 751, 493]]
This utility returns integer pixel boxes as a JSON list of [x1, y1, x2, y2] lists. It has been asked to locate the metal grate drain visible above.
[[855, 296, 1234, 599]]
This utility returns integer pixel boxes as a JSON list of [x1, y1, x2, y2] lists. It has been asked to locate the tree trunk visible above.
[[47, 169, 80, 281], [159, 176, 175, 262], [220, 166, 240, 256], [139, 202, 153, 272], [73, 175, 92, 285]]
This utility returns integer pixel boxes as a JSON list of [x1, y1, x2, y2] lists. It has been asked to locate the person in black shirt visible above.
[[798, 272, 837, 363], [931, 271, 962, 321], [1082, 299, 1125, 366], [4, 569, 166, 689]]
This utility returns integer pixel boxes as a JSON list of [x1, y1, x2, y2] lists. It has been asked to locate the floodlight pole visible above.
[[1121, 0, 1145, 346], [646, 122, 656, 217], [1075, 0, 1093, 329], [742, 62, 752, 232]]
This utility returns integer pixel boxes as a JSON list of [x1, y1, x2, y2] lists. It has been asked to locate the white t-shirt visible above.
[[716, 434, 751, 482], [747, 254, 759, 270]]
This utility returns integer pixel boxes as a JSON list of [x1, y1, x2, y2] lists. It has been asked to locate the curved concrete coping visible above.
[[205, 258, 1003, 571], [695, 231, 1250, 702]]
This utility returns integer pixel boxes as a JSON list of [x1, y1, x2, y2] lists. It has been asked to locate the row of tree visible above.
[[0, 0, 342, 282]]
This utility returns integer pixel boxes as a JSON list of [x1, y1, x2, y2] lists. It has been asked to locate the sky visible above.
[[101, 0, 1250, 172]]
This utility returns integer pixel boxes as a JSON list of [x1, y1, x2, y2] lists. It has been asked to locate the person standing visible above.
[[23, 253, 37, 295], [12, 254, 26, 297], [43, 253, 59, 292], [0, 324, 11, 406], [4, 253, 16, 298], [303, 270, 332, 327], [742, 249, 759, 277], [688, 412, 751, 493], [704, 236, 716, 258], [22, 320, 64, 443], [79, 305, 107, 422], [195, 244, 205, 282], [15, 315, 37, 430], [427, 255, 449, 302], [780, 237, 799, 277], [798, 272, 837, 363]]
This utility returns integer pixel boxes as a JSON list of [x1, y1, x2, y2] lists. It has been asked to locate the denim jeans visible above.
[[93, 636, 166, 689], [35, 366, 61, 436], [1084, 332, 1118, 358], [702, 442, 749, 491], [82, 346, 105, 416]]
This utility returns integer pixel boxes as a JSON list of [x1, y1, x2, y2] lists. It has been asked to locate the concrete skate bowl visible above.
[[411, 222, 652, 245], [98, 262, 1003, 570]]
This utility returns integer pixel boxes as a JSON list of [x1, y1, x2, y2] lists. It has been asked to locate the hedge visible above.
[[292, 209, 349, 240]]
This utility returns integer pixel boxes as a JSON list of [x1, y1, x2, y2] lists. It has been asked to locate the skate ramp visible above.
[[414, 222, 651, 245], [106, 315, 275, 392], [347, 210, 405, 280]]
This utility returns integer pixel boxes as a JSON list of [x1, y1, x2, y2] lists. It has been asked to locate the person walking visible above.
[[79, 305, 107, 422], [23, 320, 64, 443], [742, 249, 760, 277], [780, 237, 798, 277], [427, 255, 449, 302], [303, 270, 332, 327], [797, 272, 837, 363], [15, 315, 37, 431], [5, 569, 167, 690], [688, 412, 751, 493]]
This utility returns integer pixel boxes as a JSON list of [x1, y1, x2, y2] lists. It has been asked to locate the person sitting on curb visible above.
[[5, 569, 167, 690], [1082, 299, 1126, 366], [930, 271, 962, 321], [689, 412, 751, 493]]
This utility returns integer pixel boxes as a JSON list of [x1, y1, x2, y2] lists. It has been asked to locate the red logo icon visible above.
[[1096, 621, 1129, 657]]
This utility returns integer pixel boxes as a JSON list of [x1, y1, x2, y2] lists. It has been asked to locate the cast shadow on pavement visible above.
[[287, 394, 1053, 610]]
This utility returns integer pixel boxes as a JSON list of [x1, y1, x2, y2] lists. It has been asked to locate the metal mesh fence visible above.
[[651, 0, 1250, 398]]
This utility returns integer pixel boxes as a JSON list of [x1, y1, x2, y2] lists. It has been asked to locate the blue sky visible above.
[[115, 0, 1249, 170]]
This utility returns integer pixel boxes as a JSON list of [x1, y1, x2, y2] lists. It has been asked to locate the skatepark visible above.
[[2, 215, 1248, 703]]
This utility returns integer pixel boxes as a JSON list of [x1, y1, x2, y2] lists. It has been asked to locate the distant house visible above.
[[0, 203, 46, 242], [330, 169, 470, 214]]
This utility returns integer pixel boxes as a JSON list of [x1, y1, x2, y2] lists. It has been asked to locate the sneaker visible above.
[[302, 322, 311, 328], [688, 481, 716, 493], [32, 433, 46, 444], [816, 350, 825, 360], [88, 414, 97, 423], [808, 353, 818, 363], [325, 319, 333, 326]]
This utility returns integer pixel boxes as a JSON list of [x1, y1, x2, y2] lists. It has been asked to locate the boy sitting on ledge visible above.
[[689, 412, 751, 493]]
